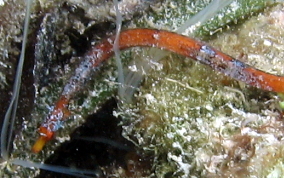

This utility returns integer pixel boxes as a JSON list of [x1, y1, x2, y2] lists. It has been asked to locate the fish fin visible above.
[[32, 136, 48, 153]]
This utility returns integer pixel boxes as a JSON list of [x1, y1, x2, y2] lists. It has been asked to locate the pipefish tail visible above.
[[32, 28, 284, 153]]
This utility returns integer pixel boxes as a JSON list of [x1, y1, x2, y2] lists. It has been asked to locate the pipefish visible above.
[[32, 28, 284, 153]]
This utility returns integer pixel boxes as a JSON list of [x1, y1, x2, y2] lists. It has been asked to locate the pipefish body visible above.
[[32, 28, 284, 153]]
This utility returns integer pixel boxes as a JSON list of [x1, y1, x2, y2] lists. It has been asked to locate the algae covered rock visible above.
[[2, 0, 284, 177], [119, 2, 284, 177]]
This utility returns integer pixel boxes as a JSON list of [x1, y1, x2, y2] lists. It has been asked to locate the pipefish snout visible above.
[[32, 28, 284, 153]]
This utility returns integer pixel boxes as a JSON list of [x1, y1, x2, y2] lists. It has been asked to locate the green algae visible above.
[[134, 0, 275, 36], [196, 0, 273, 37], [118, 1, 284, 177], [120, 55, 247, 177], [4, 0, 284, 177]]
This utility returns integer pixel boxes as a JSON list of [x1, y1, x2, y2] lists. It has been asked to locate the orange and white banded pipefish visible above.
[[32, 28, 284, 153]]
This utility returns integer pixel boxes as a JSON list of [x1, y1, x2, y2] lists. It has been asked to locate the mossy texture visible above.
[[119, 2, 284, 177], [2, 0, 284, 177]]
